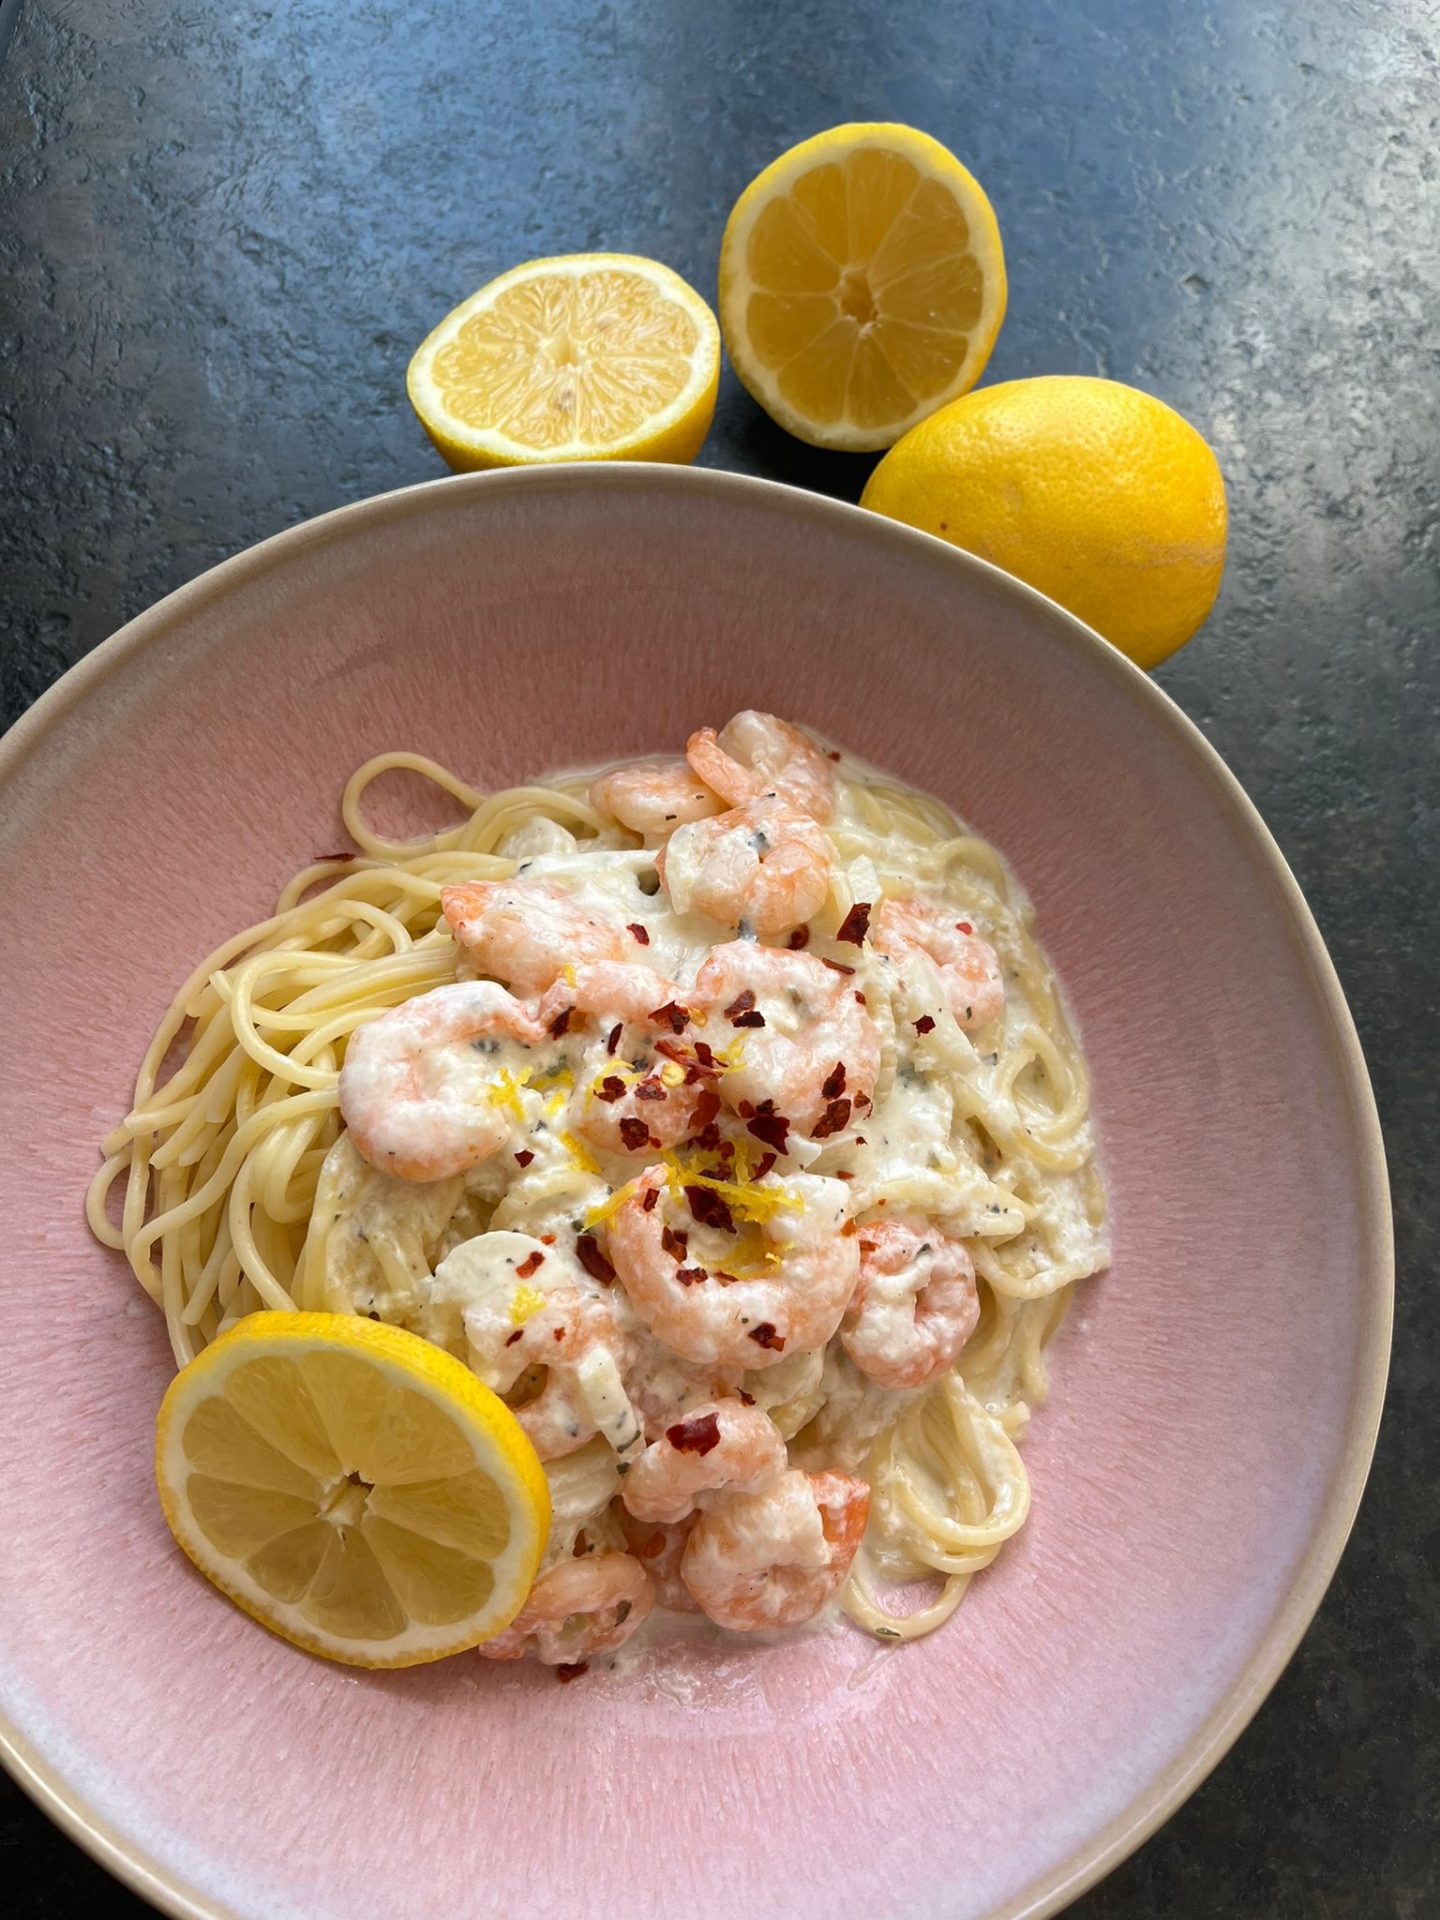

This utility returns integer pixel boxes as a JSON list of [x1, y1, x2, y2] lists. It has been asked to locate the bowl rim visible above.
[[0, 461, 1392, 1920]]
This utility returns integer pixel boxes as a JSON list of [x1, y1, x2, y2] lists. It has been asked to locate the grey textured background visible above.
[[1, 1, 1436, 1915]]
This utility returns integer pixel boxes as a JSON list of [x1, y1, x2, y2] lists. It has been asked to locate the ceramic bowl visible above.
[[0, 466, 1390, 1920]]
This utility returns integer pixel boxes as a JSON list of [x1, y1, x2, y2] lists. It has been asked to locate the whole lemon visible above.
[[860, 376, 1227, 668]]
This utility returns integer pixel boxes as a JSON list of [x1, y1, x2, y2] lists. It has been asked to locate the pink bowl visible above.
[[0, 467, 1390, 1920]]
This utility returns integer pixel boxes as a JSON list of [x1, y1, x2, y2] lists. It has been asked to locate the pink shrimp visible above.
[[440, 879, 638, 995], [842, 1218, 981, 1390], [455, 1239, 636, 1461], [616, 1509, 699, 1612], [655, 796, 831, 938], [589, 759, 723, 835], [338, 981, 546, 1182], [692, 942, 880, 1137], [604, 1163, 859, 1371], [680, 1468, 870, 1631], [871, 897, 1005, 1029], [686, 711, 836, 822], [620, 1398, 788, 1524], [539, 963, 713, 1157], [478, 1553, 654, 1664]]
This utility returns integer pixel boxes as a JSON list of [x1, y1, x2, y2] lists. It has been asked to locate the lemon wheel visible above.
[[719, 123, 1007, 451], [407, 253, 721, 470], [155, 1312, 550, 1668]]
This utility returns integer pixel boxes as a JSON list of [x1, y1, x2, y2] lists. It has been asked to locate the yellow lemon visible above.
[[862, 376, 1227, 667], [719, 123, 1006, 451], [408, 253, 720, 469], [155, 1312, 550, 1668]]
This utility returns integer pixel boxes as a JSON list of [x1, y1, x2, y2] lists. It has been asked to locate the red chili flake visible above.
[[540, 1234, 556, 1245], [504, 1327, 524, 1346], [821, 957, 856, 976], [553, 1326, 565, 1341], [821, 1063, 846, 1100], [654, 1036, 721, 1078], [840, 1218, 859, 1237], [825, 749, 841, 761], [685, 1184, 735, 1233], [748, 1322, 785, 1350], [547, 1006, 573, 1038], [754, 1151, 777, 1180], [724, 990, 765, 1029], [515, 1250, 545, 1279], [619, 1116, 653, 1151], [691, 1119, 723, 1153], [627, 923, 651, 945], [955, 921, 973, 935], [853, 1135, 867, 1145], [596, 1075, 626, 1104], [836, 1170, 854, 1181], [555, 1662, 589, 1683], [641, 1186, 659, 1212], [854, 1091, 871, 1111], [694, 1040, 717, 1067], [913, 1015, 936, 1035], [634, 1077, 667, 1101], [811, 1097, 852, 1139], [737, 1099, 756, 1119], [787, 926, 811, 950], [853, 991, 867, 1006], [713, 1270, 741, 1285], [676, 1265, 708, 1287], [835, 901, 872, 946], [605, 1023, 623, 1055], [575, 1234, 616, 1285], [661, 1225, 690, 1258], [744, 1103, 791, 1153], [649, 1000, 691, 1033], [690, 1088, 722, 1132], [513, 1149, 535, 1167], [666, 1411, 721, 1456], [737, 1389, 756, 1406]]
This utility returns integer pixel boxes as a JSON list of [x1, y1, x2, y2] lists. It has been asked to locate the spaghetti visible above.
[[88, 727, 1108, 1646]]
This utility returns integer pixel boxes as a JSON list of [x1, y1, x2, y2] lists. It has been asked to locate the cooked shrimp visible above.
[[477, 1552, 654, 1664], [842, 1218, 980, 1390], [693, 942, 881, 1137], [589, 759, 723, 835], [621, 1398, 788, 1524], [338, 981, 546, 1182], [440, 879, 635, 995], [539, 962, 711, 1156], [616, 1508, 699, 1612], [656, 796, 831, 937], [871, 897, 1005, 1029], [680, 1468, 869, 1631], [605, 1164, 859, 1371], [446, 1232, 639, 1461], [686, 711, 835, 822]]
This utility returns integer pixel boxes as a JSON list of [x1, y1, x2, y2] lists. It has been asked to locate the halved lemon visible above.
[[155, 1312, 550, 1668], [407, 253, 721, 470], [719, 123, 1007, 451]]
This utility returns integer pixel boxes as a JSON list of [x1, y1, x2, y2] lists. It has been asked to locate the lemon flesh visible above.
[[407, 252, 721, 470], [719, 123, 1007, 452], [155, 1312, 550, 1667], [862, 375, 1227, 668]]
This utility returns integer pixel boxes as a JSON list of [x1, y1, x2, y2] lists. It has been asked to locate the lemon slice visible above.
[[155, 1312, 550, 1668], [407, 253, 721, 470], [719, 123, 1007, 451]]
